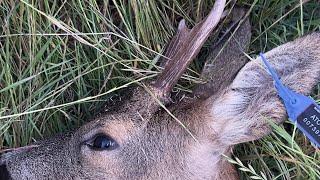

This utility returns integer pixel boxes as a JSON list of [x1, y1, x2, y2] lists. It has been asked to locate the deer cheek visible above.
[[80, 147, 121, 174]]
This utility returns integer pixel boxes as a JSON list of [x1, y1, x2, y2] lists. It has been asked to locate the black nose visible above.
[[0, 164, 11, 180]]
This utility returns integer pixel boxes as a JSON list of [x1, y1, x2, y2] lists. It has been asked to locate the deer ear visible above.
[[207, 33, 320, 146]]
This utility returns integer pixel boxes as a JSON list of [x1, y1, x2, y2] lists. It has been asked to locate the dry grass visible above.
[[0, 0, 319, 179]]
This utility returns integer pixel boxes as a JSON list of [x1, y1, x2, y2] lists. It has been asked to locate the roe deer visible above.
[[0, 1, 320, 179]]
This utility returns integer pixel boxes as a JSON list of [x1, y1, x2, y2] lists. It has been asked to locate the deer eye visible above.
[[86, 134, 118, 151]]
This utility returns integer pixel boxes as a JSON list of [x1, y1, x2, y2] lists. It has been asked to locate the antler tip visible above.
[[178, 19, 187, 31]]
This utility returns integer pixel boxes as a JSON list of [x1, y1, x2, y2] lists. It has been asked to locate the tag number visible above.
[[297, 104, 320, 144]]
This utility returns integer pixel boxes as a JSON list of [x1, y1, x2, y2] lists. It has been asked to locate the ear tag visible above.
[[260, 53, 320, 147]]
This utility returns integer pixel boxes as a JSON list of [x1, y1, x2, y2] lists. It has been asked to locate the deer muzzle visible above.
[[0, 163, 11, 180], [0, 150, 15, 180]]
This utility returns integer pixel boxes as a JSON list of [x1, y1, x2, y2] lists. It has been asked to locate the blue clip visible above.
[[259, 53, 320, 147]]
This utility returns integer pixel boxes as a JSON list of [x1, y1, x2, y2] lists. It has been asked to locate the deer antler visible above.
[[151, 0, 226, 102]]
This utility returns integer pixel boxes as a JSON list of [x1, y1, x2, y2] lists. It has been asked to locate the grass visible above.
[[0, 0, 319, 179]]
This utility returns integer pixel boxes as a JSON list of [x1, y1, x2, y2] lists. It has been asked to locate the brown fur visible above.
[[0, 8, 320, 180]]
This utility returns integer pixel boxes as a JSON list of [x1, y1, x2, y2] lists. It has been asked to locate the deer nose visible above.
[[0, 151, 13, 180], [0, 163, 12, 180]]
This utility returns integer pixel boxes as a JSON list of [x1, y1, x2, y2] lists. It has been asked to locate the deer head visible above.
[[1, 1, 320, 179]]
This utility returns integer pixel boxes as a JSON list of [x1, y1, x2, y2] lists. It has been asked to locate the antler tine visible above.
[[151, 0, 226, 101]]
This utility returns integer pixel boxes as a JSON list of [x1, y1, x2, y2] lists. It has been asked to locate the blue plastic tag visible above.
[[260, 53, 320, 147]]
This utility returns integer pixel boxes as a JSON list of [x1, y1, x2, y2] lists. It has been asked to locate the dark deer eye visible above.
[[86, 134, 118, 151]]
